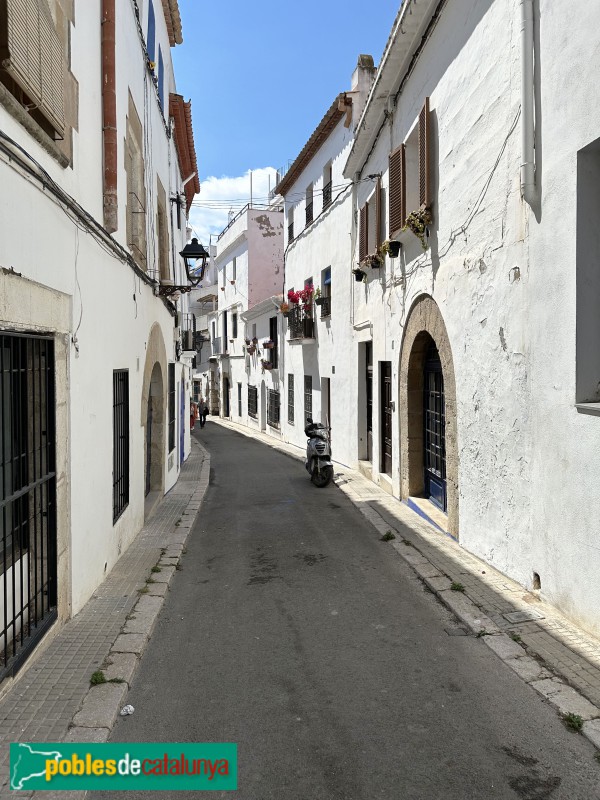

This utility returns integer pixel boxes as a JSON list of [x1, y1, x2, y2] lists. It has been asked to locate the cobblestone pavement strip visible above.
[[210, 417, 600, 750], [0, 439, 210, 799]]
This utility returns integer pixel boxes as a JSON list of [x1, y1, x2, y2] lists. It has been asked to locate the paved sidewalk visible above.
[[211, 417, 600, 750], [0, 438, 210, 799]]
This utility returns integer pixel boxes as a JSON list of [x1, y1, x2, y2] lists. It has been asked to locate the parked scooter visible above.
[[304, 418, 334, 487]]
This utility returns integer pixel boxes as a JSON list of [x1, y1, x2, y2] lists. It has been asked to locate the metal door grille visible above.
[[424, 343, 446, 511], [304, 375, 312, 422], [1, 333, 56, 681], [380, 361, 392, 475], [287, 374, 294, 424]]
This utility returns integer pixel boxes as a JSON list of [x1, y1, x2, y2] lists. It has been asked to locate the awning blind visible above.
[[0, 0, 65, 135]]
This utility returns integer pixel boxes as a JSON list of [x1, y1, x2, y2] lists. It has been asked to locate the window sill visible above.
[[0, 83, 70, 169], [575, 403, 600, 417]]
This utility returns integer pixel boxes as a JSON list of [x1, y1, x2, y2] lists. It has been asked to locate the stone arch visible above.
[[399, 295, 459, 538], [141, 323, 168, 499]]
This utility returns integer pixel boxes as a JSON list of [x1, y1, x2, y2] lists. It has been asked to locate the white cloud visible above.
[[187, 167, 278, 246]]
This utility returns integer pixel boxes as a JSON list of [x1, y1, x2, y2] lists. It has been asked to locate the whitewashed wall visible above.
[[0, 0, 191, 616], [350, 0, 600, 635]]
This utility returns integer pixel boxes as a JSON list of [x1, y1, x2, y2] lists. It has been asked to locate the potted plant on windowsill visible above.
[[262, 340, 275, 349], [261, 359, 273, 371], [360, 253, 382, 269], [379, 239, 402, 258], [402, 207, 433, 251], [314, 287, 325, 306], [246, 345, 256, 355], [353, 267, 367, 283]]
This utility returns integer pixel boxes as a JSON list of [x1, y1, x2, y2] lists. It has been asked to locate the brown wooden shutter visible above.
[[388, 144, 406, 234], [419, 96, 430, 209], [359, 204, 367, 262], [1, 0, 65, 134]]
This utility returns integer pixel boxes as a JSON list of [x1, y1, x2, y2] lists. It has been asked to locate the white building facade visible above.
[[338, 0, 600, 636], [0, 0, 199, 682], [207, 205, 283, 426]]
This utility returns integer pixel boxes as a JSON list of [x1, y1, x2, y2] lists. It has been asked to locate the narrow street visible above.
[[99, 423, 599, 800]]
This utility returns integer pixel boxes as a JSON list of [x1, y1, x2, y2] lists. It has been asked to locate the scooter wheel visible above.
[[311, 465, 333, 488]]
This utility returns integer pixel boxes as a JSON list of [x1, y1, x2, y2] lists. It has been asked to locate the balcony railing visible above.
[[288, 305, 314, 341], [305, 201, 313, 227], [319, 296, 331, 318], [323, 181, 332, 209]]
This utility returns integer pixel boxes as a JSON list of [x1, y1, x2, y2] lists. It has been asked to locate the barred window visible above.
[[267, 390, 280, 428], [304, 375, 312, 422], [288, 374, 294, 424], [248, 385, 258, 418], [113, 370, 129, 523]]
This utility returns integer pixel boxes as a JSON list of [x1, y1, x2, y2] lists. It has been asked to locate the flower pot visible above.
[[353, 269, 366, 282], [388, 240, 401, 258], [262, 342, 274, 349], [314, 297, 325, 306]]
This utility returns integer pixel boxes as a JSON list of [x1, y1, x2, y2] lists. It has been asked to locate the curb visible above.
[[381, 527, 600, 751], [61, 440, 211, 745], [210, 417, 600, 752]]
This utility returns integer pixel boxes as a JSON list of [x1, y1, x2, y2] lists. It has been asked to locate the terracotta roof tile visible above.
[[169, 93, 200, 212]]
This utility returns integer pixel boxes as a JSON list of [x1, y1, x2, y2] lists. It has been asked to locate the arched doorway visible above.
[[141, 323, 168, 507], [145, 362, 164, 497], [399, 295, 458, 538]]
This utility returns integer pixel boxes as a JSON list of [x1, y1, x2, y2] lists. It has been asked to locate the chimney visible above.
[[350, 54, 377, 127]]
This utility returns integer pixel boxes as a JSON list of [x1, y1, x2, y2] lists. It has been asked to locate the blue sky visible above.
[[172, 0, 400, 243]]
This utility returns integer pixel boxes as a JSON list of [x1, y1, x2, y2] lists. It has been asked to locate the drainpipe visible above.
[[102, 0, 118, 233], [520, 0, 536, 206]]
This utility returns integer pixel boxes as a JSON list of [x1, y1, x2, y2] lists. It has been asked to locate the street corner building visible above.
[[208, 1, 600, 641], [0, 0, 200, 683]]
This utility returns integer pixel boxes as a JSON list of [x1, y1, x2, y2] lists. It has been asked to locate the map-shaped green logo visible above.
[[11, 743, 63, 790]]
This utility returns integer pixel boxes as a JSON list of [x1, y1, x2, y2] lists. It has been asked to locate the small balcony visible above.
[[305, 201, 313, 227], [288, 305, 315, 343], [318, 296, 331, 318], [211, 336, 223, 357]]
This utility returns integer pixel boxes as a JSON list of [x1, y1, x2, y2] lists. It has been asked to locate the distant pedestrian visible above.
[[190, 400, 198, 431], [200, 399, 209, 428]]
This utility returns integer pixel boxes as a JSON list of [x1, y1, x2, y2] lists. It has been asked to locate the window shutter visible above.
[[375, 176, 382, 248], [1, 0, 65, 134], [389, 144, 406, 234], [359, 203, 367, 262], [419, 96, 431, 209]]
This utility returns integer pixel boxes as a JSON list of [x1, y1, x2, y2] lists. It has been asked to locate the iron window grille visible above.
[[248, 385, 258, 418], [305, 201, 313, 227], [288, 305, 314, 340], [269, 316, 278, 368], [288, 221, 294, 242], [323, 180, 332, 209], [320, 296, 331, 318], [267, 390, 280, 428], [304, 375, 312, 422], [288, 374, 294, 424], [113, 370, 130, 523], [168, 363, 175, 451], [1, 333, 57, 681]]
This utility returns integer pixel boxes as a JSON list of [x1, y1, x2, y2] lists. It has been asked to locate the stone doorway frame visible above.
[[141, 324, 167, 500], [399, 295, 459, 538]]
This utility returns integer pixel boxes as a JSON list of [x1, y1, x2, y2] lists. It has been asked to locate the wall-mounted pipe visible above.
[[102, 0, 118, 233], [520, 0, 536, 205]]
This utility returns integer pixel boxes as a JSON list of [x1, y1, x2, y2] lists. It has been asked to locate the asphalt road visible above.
[[101, 422, 600, 799]]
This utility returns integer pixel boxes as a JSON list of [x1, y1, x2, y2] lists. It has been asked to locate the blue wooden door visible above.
[[423, 342, 446, 511]]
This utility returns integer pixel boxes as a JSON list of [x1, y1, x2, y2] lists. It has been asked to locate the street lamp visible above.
[[158, 238, 210, 297]]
